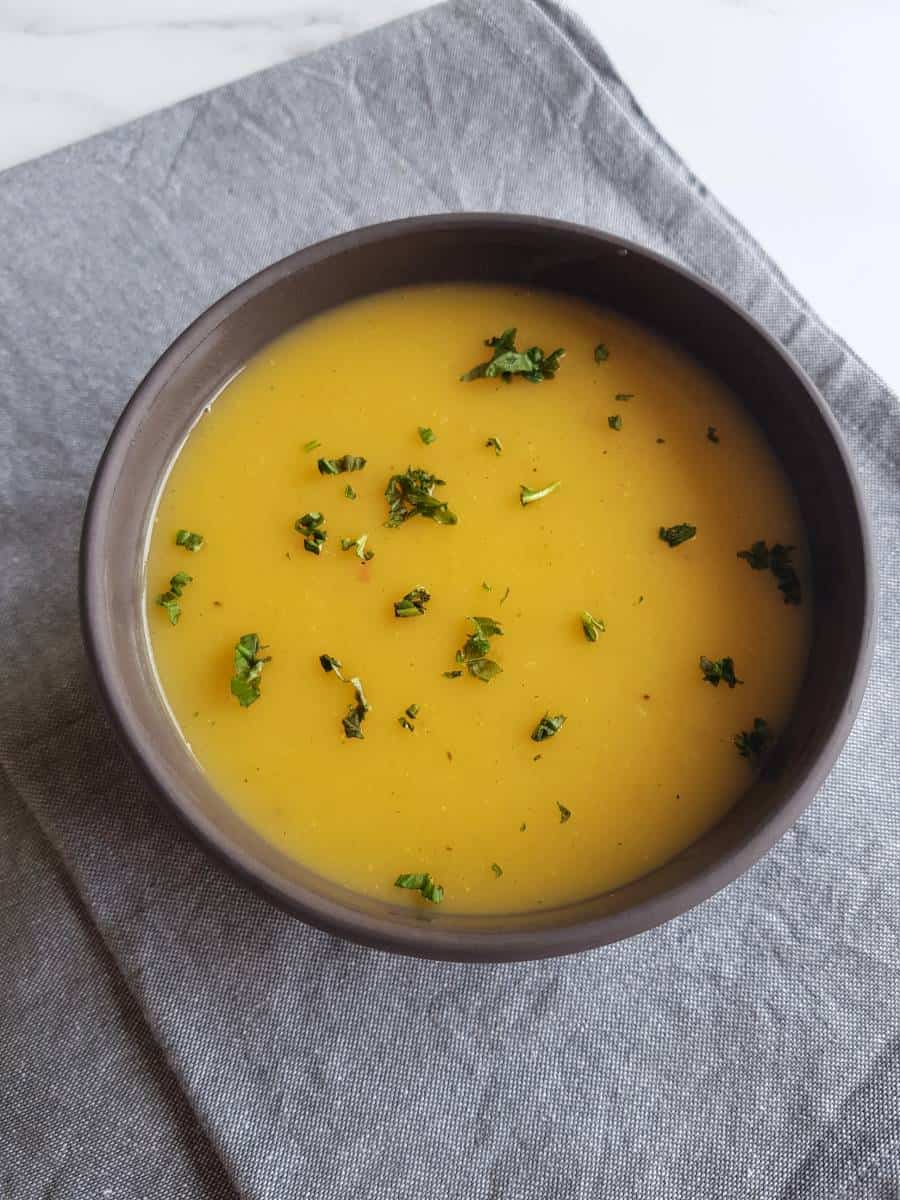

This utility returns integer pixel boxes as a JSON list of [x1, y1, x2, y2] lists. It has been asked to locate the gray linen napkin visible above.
[[1, 2, 898, 1197]]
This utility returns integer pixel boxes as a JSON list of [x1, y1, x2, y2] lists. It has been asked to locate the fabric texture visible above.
[[1, 2, 898, 1196]]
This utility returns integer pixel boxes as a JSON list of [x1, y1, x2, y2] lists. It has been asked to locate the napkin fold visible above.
[[1, 2, 898, 1197]]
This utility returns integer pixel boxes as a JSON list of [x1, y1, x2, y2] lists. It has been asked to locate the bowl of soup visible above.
[[80, 214, 873, 960]]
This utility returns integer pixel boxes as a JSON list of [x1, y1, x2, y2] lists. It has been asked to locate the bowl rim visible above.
[[80, 213, 876, 961]]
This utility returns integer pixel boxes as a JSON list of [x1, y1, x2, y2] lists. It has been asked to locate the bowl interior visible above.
[[82, 217, 872, 959]]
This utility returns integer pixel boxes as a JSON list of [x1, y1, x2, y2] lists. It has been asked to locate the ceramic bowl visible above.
[[80, 215, 874, 960]]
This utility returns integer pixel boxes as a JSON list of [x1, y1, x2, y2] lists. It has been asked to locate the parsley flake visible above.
[[418, 426, 436, 445], [303, 439, 321, 453], [385, 466, 457, 528], [608, 414, 623, 431], [594, 344, 610, 362], [699, 656, 743, 688], [485, 436, 503, 456], [461, 328, 565, 384], [175, 529, 204, 552], [294, 511, 327, 555], [155, 571, 193, 625], [659, 523, 696, 548], [615, 393, 633, 401], [230, 634, 271, 707], [531, 713, 566, 742], [394, 873, 444, 903], [707, 426, 720, 444], [394, 587, 431, 618], [491, 863, 503, 878], [557, 802, 572, 823], [344, 484, 357, 500], [734, 718, 770, 762], [454, 616, 503, 682], [737, 541, 802, 605], [520, 480, 561, 507], [340, 534, 374, 562], [580, 611, 606, 642], [317, 455, 366, 476]]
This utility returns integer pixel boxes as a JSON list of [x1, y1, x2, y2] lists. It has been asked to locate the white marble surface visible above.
[[2, 0, 898, 387]]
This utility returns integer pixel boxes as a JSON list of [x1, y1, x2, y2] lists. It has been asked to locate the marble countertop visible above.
[[2, 0, 897, 387]]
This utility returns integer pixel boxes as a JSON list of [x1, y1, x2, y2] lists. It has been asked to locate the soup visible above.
[[145, 283, 812, 914]]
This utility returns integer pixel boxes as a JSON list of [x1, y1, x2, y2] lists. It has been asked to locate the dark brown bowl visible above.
[[80, 215, 874, 961]]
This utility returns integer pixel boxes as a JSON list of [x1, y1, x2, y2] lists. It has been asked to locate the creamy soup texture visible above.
[[146, 284, 812, 914]]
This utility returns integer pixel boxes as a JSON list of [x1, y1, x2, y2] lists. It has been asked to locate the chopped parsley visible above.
[[594, 344, 609, 362], [699, 656, 742, 688], [303, 439, 321, 453], [155, 571, 192, 625], [557, 802, 572, 823], [230, 634, 271, 707], [500, 586, 511, 605], [737, 541, 802, 605], [394, 872, 444, 903], [340, 533, 374, 562], [317, 454, 366, 476], [482, 581, 492, 592], [531, 713, 567, 742], [418, 426, 436, 445], [320, 655, 370, 738], [734, 718, 770, 762], [520, 480, 561, 507], [491, 863, 503, 878], [608, 414, 623, 431], [393, 587, 431, 618], [294, 511, 327, 555], [455, 616, 503, 682], [398, 703, 419, 731], [580, 611, 606, 642], [175, 529, 204, 552], [707, 426, 720, 444], [385, 466, 457, 527], [344, 484, 357, 500], [659, 523, 696, 548], [485, 436, 503, 456], [615, 393, 633, 401], [342, 677, 370, 740], [461, 328, 565, 384], [443, 670, 463, 679]]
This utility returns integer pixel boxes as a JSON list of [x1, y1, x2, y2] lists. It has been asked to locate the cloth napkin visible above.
[[2, 2, 898, 1197]]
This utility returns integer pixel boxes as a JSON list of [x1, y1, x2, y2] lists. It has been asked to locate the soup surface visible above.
[[146, 283, 812, 914]]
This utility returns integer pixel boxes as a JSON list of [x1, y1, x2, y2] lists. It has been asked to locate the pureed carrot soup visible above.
[[146, 284, 812, 914]]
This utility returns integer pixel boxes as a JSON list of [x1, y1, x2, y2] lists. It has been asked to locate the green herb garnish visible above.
[[580, 611, 606, 642], [443, 670, 463, 679], [317, 454, 366, 476], [485, 436, 503, 455], [491, 863, 503, 878], [155, 571, 193, 625], [398, 702, 420, 732], [385, 466, 457, 527], [303, 439, 321, 453], [394, 873, 444, 903], [737, 541, 801, 604], [734, 718, 770, 761], [342, 677, 370, 740], [393, 587, 431, 618], [608, 414, 623, 431], [531, 713, 566, 742], [230, 634, 271, 707], [340, 534, 374, 562], [557, 802, 572, 823], [615, 393, 633, 401], [454, 616, 503, 682], [594, 344, 609, 362], [520, 480, 561, 507], [294, 511, 327, 555], [175, 529, 204, 552], [659, 523, 696, 548], [699, 656, 742, 688], [707, 426, 720, 444], [344, 484, 357, 500], [500, 586, 511, 605], [319, 654, 343, 676], [461, 328, 565, 384], [418, 426, 436, 445], [405, 704, 420, 719], [398, 715, 415, 732]]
